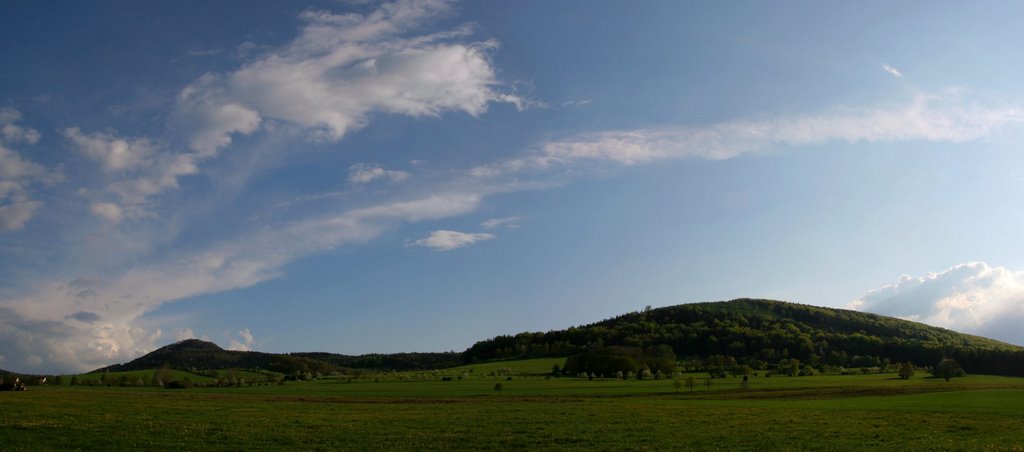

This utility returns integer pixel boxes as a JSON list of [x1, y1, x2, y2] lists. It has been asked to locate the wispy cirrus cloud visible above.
[[481, 216, 519, 229], [0, 189, 483, 371], [542, 93, 1022, 165], [471, 91, 1024, 175], [348, 163, 410, 184], [881, 64, 904, 78]]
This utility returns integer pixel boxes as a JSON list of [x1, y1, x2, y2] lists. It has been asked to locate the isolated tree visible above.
[[785, 359, 801, 377], [704, 378, 713, 391], [493, 382, 503, 393], [933, 359, 965, 382], [673, 378, 684, 393], [731, 365, 753, 378], [898, 362, 915, 380], [685, 376, 696, 393]]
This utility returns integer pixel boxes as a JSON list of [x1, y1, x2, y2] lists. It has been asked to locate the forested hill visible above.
[[95, 339, 460, 374], [463, 299, 1024, 376], [95, 340, 290, 371]]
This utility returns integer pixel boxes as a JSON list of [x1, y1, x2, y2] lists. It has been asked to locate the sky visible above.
[[3, 0, 1024, 373]]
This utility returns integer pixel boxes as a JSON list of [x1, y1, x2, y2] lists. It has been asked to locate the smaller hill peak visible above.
[[161, 339, 225, 353]]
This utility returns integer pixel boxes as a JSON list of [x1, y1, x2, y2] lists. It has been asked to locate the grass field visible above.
[[2, 365, 1023, 450]]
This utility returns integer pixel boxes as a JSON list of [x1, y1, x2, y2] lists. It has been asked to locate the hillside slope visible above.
[[94, 339, 338, 375], [464, 299, 1024, 376], [95, 339, 459, 374]]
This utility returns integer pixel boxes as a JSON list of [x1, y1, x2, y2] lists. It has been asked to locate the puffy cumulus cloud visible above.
[[173, 328, 197, 341], [850, 262, 1024, 345], [348, 163, 409, 184], [174, 93, 262, 156], [0, 110, 62, 231], [63, 127, 157, 173], [228, 328, 255, 351], [411, 229, 494, 251], [174, 0, 522, 154], [0, 304, 163, 373], [0, 108, 41, 145], [471, 92, 1024, 176], [89, 202, 124, 223], [0, 197, 42, 231], [63, 127, 199, 215]]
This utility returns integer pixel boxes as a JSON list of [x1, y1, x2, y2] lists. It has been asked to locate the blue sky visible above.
[[4, 0, 1024, 373]]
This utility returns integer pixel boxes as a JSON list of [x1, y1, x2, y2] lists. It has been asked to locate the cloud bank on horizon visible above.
[[850, 262, 1024, 345], [2, 0, 1024, 373]]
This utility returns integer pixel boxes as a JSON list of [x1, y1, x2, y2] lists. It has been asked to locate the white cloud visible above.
[[0, 0, 527, 373], [0, 111, 62, 231], [348, 163, 410, 184], [0, 303, 163, 373], [90, 202, 124, 223], [412, 229, 494, 251], [561, 99, 592, 107], [0, 198, 42, 231], [173, 328, 196, 341], [174, 0, 522, 154], [542, 94, 1023, 165], [0, 107, 41, 145], [228, 328, 255, 351], [63, 127, 200, 211], [470, 92, 1024, 177], [0, 145, 49, 182], [481, 216, 519, 229], [850, 262, 1024, 345], [175, 92, 262, 156], [0, 190, 483, 372], [0, 108, 20, 124], [63, 127, 157, 173], [882, 64, 904, 78]]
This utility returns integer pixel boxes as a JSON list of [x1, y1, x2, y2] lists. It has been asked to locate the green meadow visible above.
[[2, 362, 1024, 450]]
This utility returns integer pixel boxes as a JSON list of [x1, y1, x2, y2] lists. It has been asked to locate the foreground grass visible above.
[[2, 374, 1023, 450]]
